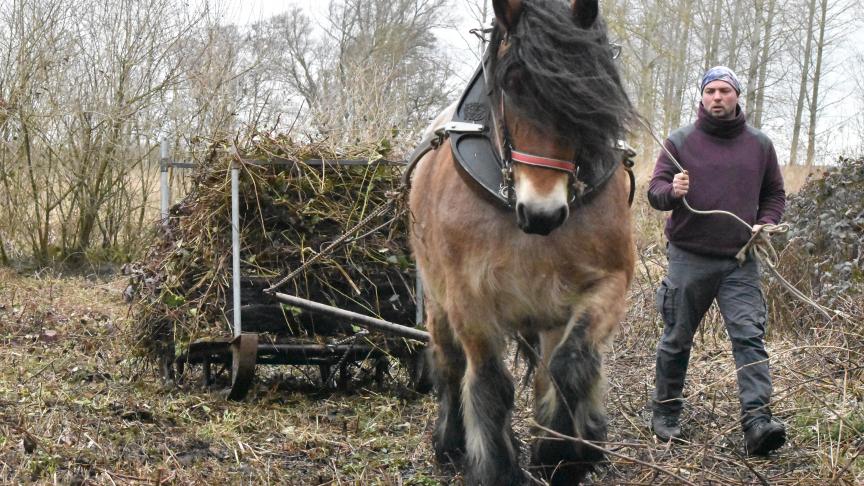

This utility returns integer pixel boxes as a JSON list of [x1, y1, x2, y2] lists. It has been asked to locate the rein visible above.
[[638, 116, 845, 322]]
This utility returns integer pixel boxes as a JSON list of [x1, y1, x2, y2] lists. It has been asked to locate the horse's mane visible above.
[[489, 0, 633, 169]]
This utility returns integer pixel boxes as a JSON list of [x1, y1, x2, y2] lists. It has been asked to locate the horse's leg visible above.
[[457, 323, 522, 485], [532, 274, 628, 484], [532, 322, 605, 483], [428, 303, 467, 465]]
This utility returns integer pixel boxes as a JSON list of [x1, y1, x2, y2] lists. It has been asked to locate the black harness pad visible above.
[[450, 65, 511, 207]]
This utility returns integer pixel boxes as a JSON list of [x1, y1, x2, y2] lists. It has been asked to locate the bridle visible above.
[[483, 37, 585, 206]]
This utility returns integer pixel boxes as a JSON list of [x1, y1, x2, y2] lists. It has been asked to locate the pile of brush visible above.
[[128, 135, 420, 372]]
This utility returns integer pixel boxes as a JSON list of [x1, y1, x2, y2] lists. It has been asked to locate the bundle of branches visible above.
[[129, 135, 418, 367], [766, 156, 864, 336]]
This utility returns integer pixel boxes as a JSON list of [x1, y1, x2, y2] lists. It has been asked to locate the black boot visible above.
[[744, 417, 785, 456], [651, 413, 682, 442]]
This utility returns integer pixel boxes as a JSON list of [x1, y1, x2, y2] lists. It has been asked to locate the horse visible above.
[[407, 0, 634, 484]]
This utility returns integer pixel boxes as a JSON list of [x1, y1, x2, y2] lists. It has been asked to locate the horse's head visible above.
[[490, 0, 631, 235]]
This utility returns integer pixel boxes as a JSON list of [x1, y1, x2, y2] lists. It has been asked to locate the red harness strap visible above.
[[510, 150, 577, 173]]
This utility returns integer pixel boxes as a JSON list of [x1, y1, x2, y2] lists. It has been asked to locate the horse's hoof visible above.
[[432, 433, 465, 466], [433, 447, 465, 468], [532, 439, 602, 485], [432, 416, 465, 465]]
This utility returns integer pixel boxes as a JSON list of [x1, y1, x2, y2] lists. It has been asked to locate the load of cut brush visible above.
[[128, 134, 420, 382]]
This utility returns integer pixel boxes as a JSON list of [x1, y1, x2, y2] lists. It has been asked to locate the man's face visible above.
[[702, 80, 739, 120]]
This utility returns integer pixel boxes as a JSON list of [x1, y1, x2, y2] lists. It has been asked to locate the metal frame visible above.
[[159, 140, 428, 400]]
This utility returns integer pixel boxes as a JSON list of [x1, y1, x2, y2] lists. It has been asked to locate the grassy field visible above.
[[1, 241, 861, 485]]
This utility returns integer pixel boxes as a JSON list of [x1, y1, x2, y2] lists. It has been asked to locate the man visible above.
[[647, 66, 787, 455]]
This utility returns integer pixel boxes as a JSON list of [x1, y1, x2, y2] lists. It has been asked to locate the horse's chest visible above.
[[461, 246, 581, 321]]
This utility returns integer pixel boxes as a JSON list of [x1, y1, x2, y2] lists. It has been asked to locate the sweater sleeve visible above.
[[647, 139, 683, 211], [756, 142, 786, 225]]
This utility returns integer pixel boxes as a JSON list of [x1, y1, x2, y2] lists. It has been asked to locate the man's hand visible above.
[[672, 170, 689, 198]]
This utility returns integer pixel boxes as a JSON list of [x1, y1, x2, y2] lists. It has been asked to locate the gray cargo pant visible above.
[[653, 243, 773, 430]]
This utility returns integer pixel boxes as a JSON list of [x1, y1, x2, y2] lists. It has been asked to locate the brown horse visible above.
[[407, 0, 634, 484]]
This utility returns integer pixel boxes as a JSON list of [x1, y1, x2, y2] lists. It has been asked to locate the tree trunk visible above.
[[804, 0, 828, 167], [0, 238, 8, 265], [789, 0, 817, 166], [726, 0, 745, 70], [703, 0, 723, 72], [744, 0, 764, 116], [668, 0, 693, 130], [753, 0, 776, 129]]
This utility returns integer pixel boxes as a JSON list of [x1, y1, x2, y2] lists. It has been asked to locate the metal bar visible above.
[[415, 274, 424, 327], [231, 161, 242, 337], [258, 344, 382, 356], [271, 292, 429, 342], [160, 139, 170, 224], [178, 342, 385, 365], [164, 162, 197, 169]]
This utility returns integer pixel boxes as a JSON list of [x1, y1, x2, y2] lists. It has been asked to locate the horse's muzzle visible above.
[[516, 202, 569, 235]]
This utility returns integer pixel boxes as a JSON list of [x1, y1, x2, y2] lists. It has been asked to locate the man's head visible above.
[[700, 66, 740, 120]]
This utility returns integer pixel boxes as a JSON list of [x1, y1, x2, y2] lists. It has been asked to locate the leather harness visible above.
[[404, 63, 637, 209]]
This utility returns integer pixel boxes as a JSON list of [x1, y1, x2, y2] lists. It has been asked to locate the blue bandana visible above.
[[700, 66, 741, 94]]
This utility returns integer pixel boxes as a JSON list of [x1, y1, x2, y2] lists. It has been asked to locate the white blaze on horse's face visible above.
[[513, 165, 570, 235]]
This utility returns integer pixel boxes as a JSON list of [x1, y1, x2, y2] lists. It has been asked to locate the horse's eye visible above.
[[505, 68, 526, 95]]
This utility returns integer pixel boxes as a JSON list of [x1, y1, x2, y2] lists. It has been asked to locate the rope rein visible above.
[[638, 117, 841, 322]]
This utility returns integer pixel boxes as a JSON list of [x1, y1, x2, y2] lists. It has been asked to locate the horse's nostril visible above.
[[516, 202, 527, 227], [555, 206, 569, 226], [518, 205, 568, 235]]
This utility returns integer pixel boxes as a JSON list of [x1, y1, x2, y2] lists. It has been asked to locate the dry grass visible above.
[[1, 191, 861, 484], [0, 268, 442, 485], [781, 165, 828, 195]]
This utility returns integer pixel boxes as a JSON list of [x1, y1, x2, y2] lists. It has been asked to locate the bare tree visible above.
[[788, 0, 817, 166], [0, 0, 73, 263], [803, 0, 857, 166], [260, 0, 456, 147], [752, 0, 779, 128]]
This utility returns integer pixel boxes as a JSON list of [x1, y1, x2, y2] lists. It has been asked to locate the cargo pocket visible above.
[[754, 288, 768, 332], [655, 278, 678, 326]]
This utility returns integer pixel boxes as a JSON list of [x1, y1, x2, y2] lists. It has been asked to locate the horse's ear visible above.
[[571, 0, 599, 28], [492, 0, 523, 32]]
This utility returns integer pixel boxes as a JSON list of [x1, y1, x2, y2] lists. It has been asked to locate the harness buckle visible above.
[[443, 122, 486, 134]]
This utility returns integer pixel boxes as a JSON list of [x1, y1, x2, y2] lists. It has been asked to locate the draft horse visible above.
[[407, 0, 634, 484]]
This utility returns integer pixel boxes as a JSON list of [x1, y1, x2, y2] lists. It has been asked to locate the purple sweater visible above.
[[647, 104, 786, 257]]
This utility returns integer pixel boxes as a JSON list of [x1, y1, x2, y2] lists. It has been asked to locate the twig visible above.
[[730, 450, 770, 486], [531, 421, 698, 486], [99, 467, 170, 484], [831, 446, 863, 483]]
